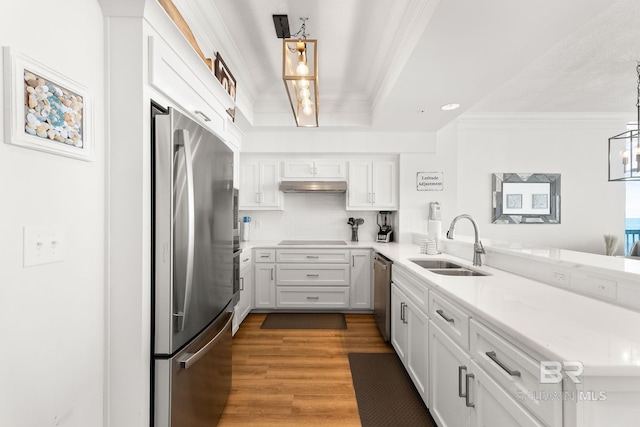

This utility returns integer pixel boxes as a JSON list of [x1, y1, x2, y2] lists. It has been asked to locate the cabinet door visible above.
[[238, 265, 253, 322], [406, 300, 429, 402], [391, 284, 408, 362], [372, 160, 397, 209], [430, 322, 472, 427], [347, 161, 373, 208], [254, 264, 275, 308], [314, 160, 346, 178], [350, 250, 372, 309], [282, 159, 315, 178], [239, 161, 260, 208], [470, 361, 544, 427], [259, 160, 281, 208]]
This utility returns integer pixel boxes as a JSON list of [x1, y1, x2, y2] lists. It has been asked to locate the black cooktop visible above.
[[278, 240, 348, 245]]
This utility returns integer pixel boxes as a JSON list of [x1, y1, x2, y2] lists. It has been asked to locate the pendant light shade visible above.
[[281, 18, 318, 127], [608, 63, 640, 181]]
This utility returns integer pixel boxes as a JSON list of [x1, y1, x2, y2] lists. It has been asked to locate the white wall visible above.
[[240, 130, 439, 243], [241, 130, 437, 153], [453, 114, 627, 254], [241, 193, 380, 242], [397, 122, 460, 243], [0, 1, 105, 426]]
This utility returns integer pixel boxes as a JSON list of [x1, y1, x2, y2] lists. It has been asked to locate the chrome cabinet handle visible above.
[[271, 268, 274, 281], [194, 110, 211, 122], [260, 254, 270, 258], [174, 129, 195, 332], [458, 366, 467, 398], [352, 255, 355, 267], [306, 255, 319, 259], [240, 277, 244, 291], [486, 351, 521, 377], [306, 274, 319, 277], [436, 309, 455, 323], [179, 313, 233, 369], [306, 296, 319, 300], [242, 257, 250, 262], [465, 373, 475, 408], [400, 302, 407, 324]]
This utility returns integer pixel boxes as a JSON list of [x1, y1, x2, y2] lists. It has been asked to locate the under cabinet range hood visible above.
[[279, 181, 348, 193]]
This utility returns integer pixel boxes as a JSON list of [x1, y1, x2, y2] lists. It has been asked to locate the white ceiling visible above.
[[191, 0, 640, 132]]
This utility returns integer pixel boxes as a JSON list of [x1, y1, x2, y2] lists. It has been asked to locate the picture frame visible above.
[[3, 47, 94, 161], [492, 173, 561, 224], [214, 52, 236, 121]]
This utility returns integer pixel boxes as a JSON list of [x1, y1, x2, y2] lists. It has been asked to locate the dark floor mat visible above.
[[260, 312, 347, 329], [348, 352, 436, 427]]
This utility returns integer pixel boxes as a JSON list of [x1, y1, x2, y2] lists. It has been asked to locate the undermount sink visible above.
[[409, 259, 489, 277], [409, 259, 465, 269], [428, 268, 487, 277]]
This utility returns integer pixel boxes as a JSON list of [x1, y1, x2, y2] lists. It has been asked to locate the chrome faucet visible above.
[[446, 214, 485, 266]]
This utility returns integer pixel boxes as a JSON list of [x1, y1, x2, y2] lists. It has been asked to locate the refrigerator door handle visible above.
[[175, 129, 196, 332], [179, 313, 234, 369]]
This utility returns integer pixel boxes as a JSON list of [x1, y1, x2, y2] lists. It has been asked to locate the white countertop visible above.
[[243, 239, 640, 377]]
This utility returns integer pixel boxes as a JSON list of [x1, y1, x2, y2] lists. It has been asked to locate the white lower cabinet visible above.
[[429, 323, 542, 427], [233, 253, 253, 335], [350, 250, 372, 309], [429, 322, 472, 427], [254, 263, 275, 309], [470, 360, 544, 427], [391, 283, 429, 402]]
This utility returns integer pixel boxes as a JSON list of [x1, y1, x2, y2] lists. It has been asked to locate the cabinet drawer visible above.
[[470, 320, 562, 426], [254, 249, 275, 263], [240, 250, 253, 269], [276, 286, 349, 309], [392, 266, 428, 314], [276, 264, 350, 286], [429, 291, 470, 351], [276, 249, 350, 263]]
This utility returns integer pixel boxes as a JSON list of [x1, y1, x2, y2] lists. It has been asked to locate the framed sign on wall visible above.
[[417, 172, 443, 191]]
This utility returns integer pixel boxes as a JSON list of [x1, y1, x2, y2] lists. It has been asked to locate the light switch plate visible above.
[[23, 226, 65, 267]]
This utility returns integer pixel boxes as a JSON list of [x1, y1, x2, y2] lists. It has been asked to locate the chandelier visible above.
[[282, 18, 319, 127], [608, 62, 640, 181]]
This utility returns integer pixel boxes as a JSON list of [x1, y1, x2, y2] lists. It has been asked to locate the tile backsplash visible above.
[[240, 193, 382, 242]]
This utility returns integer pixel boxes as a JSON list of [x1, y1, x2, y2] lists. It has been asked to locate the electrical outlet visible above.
[[551, 271, 569, 285]]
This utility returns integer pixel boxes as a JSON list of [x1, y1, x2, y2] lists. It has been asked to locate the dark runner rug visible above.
[[348, 352, 436, 427], [260, 312, 347, 329]]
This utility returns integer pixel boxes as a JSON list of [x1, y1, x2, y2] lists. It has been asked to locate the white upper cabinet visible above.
[[239, 160, 282, 209], [347, 160, 397, 210], [282, 159, 346, 180]]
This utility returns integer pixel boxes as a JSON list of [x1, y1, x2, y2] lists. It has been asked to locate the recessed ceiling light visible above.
[[441, 103, 460, 111]]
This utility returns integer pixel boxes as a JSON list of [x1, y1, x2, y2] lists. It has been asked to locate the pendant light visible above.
[[282, 18, 319, 127], [609, 62, 640, 181]]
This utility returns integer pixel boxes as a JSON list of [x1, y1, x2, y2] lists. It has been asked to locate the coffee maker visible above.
[[376, 211, 393, 243]]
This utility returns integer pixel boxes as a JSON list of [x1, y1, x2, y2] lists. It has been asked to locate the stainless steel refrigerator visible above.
[[152, 104, 237, 426]]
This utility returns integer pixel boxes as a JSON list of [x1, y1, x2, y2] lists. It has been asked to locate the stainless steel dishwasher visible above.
[[373, 253, 392, 342]]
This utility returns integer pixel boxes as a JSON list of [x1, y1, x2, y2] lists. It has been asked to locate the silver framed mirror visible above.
[[492, 173, 561, 224]]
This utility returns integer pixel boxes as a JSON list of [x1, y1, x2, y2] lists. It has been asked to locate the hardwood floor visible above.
[[218, 313, 394, 426]]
